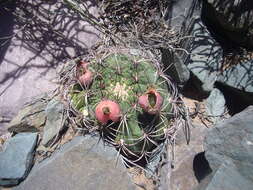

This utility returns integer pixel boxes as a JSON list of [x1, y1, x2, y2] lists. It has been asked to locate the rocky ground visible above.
[[1, 0, 253, 190]]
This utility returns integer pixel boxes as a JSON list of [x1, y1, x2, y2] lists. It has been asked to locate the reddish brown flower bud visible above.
[[95, 100, 121, 125], [77, 61, 93, 87], [138, 88, 163, 114]]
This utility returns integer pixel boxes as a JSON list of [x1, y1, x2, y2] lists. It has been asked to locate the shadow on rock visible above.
[[0, 1, 15, 65], [0, 0, 100, 126], [0, 0, 99, 94], [201, 0, 253, 50], [193, 152, 212, 182], [215, 82, 253, 115]]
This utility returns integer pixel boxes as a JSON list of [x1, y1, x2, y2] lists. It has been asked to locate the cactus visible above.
[[69, 53, 174, 166]]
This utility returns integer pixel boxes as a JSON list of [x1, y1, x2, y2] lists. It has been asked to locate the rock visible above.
[[217, 60, 253, 93], [168, 155, 198, 190], [194, 0, 253, 94], [195, 161, 253, 190], [7, 96, 48, 133], [204, 106, 253, 181], [205, 88, 225, 123], [41, 98, 66, 146], [0, 132, 11, 152], [202, 0, 253, 49], [14, 135, 136, 190], [215, 82, 253, 115], [186, 18, 223, 93], [162, 0, 200, 89], [159, 124, 210, 190], [0, 133, 38, 186], [169, 0, 200, 30], [0, 0, 99, 133], [161, 49, 190, 87], [183, 1, 253, 96]]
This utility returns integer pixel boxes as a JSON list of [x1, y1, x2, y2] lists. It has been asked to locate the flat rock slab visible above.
[[14, 135, 136, 190], [0, 0, 99, 134], [0, 133, 38, 186]]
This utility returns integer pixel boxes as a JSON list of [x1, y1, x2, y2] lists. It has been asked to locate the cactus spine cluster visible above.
[[70, 53, 173, 165]]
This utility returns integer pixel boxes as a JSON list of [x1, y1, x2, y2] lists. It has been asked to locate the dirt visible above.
[[183, 97, 214, 128], [128, 167, 156, 190]]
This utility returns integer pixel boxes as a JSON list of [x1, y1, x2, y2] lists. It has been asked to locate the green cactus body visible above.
[[70, 53, 172, 158]]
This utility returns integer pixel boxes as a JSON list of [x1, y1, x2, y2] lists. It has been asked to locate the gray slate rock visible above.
[[7, 96, 48, 133], [204, 106, 253, 181], [14, 135, 136, 190], [196, 161, 253, 190], [0, 133, 38, 186], [187, 18, 223, 92], [217, 60, 253, 93], [42, 98, 65, 146], [205, 88, 225, 123], [162, 0, 200, 88], [161, 49, 190, 87], [183, 1, 253, 94]]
